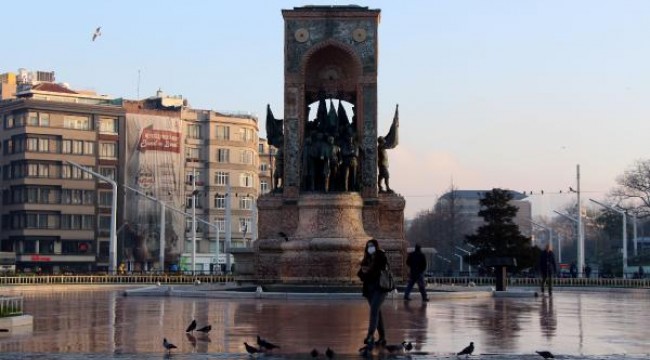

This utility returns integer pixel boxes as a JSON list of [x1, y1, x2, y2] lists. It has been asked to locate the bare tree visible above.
[[611, 159, 650, 218]]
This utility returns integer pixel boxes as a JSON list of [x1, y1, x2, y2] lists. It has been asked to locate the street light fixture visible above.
[[67, 161, 117, 274], [589, 198, 628, 277], [528, 220, 559, 262], [454, 246, 472, 276]]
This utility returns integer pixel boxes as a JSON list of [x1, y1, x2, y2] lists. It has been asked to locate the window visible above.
[[98, 191, 113, 207], [185, 147, 200, 160], [63, 115, 91, 130], [84, 141, 94, 155], [239, 196, 252, 210], [240, 150, 253, 164], [217, 148, 230, 163], [62, 140, 72, 154], [186, 170, 202, 185], [27, 112, 39, 126], [98, 215, 111, 231], [215, 218, 226, 231], [73, 140, 84, 154], [239, 218, 252, 233], [215, 194, 226, 209], [99, 167, 116, 181], [216, 125, 230, 140], [5, 114, 14, 129], [38, 138, 49, 152], [99, 117, 118, 133], [187, 123, 201, 139], [39, 113, 50, 127], [239, 128, 253, 142], [259, 143, 265, 153], [99, 143, 117, 158], [260, 180, 269, 193], [215, 171, 229, 186], [240, 173, 253, 188], [260, 163, 268, 172], [26, 138, 38, 152]]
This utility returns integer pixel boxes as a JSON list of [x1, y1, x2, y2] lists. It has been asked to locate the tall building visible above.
[[122, 90, 260, 273], [0, 78, 125, 273], [1, 72, 264, 274], [258, 138, 275, 195]]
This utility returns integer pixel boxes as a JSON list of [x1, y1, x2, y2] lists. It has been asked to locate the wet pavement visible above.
[[0, 285, 648, 359]]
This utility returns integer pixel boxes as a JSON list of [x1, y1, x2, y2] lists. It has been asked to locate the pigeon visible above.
[[196, 325, 211, 334], [325, 347, 335, 358], [257, 335, 280, 350], [185, 333, 197, 348], [186, 319, 197, 333], [92, 26, 102, 41], [536, 350, 555, 359], [163, 338, 177, 354], [244, 342, 259, 354], [310, 348, 319, 357], [403, 341, 413, 352], [457, 342, 474, 357]]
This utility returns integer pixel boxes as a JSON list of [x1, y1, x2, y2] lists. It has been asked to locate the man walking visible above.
[[539, 243, 557, 296], [404, 244, 429, 302]]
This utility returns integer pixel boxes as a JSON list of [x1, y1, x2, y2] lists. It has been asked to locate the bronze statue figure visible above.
[[378, 104, 399, 193], [266, 105, 284, 192], [323, 135, 341, 192], [340, 132, 359, 192]]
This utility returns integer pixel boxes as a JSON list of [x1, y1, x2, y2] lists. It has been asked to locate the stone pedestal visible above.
[[256, 192, 406, 284]]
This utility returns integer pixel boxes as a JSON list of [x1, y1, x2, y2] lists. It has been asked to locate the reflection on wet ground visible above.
[[0, 286, 648, 359]]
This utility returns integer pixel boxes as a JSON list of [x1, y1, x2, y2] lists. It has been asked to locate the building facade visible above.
[[0, 80, 124, 273], [0, 73, 263, 274]]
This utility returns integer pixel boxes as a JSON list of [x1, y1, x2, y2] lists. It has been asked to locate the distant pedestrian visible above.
[[569, 261, 577, 278], [403, 244, 429, 302], [357, 239, 390, 347], [584, 264, 592, 279], [539, 243, 557, 296], [639, 266, 645, 279]]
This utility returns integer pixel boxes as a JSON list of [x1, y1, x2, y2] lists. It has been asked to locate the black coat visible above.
[[406, 249, 427, 278], [357, 250, 388, 298], [539, 250, 557, 276]]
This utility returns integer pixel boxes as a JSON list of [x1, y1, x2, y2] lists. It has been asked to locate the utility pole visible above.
[[191, 168, 197, 275], [576, 164, 585, 277], [225, 183, 232, 273]]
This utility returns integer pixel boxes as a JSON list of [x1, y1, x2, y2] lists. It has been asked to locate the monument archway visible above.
[[254, 5, 406, 284]]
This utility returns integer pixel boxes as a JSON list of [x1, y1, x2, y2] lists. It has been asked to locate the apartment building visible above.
[[258, 138, 275, 195], [0, 79, 124, 273], [122, 91, 260, 273]]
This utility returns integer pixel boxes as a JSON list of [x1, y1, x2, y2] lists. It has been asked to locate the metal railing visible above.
[[425, 276, 650, 289], [0, 296, 23, 317], [0, 274, 234, 286]]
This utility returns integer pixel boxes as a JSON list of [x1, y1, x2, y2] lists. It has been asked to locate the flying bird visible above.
[[163, 338, 177, 354], [536, 350, 555, 359], [244, 342, 259, 354], [310, 348, 319, 357], [325, 347, 335, 358], [186, 319, 197, 333], [185, 333, 197, 348], [257, 335, 280, 350], [92, 26, 102, 41], [196, 325, 211, 334], [457, 342, 474, 357]]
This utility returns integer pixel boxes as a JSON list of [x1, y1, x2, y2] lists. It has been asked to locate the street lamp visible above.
[[455, 246, 472, 276], [453, 253, 463, 275], [67, 161, 117, 274], [589, 198, 628, 277]]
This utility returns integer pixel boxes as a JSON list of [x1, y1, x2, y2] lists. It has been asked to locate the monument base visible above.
[[256, 192, 406, 284]]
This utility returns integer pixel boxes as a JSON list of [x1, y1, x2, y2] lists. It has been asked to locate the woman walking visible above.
[[357, 239, 390, 347]]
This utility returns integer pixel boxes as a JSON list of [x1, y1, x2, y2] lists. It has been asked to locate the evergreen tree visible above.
[[465, 188, 539, 272]]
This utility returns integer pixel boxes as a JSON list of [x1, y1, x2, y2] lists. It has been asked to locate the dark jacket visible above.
[[357, 249, 388, 298], [539, 250, 557, 276], [406, 249, 427, 278]]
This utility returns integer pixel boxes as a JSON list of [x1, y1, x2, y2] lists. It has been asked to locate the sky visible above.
[[4, 1, 650, 219]]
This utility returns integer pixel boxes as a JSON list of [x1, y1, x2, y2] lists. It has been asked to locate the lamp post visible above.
[[67, 161, 117, 274], [589, 198, 628, 277], [453, 253, 463, 275], [454, 246, 472, 276], [528, 219, 562, 250], [191, 168, 197, 275]]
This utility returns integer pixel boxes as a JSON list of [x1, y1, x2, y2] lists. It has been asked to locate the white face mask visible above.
[[367, 246, 376, 255]]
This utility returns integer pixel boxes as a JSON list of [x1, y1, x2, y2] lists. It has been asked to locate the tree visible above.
[[465, 188, 538, 272], [611, 159, 650, 217]]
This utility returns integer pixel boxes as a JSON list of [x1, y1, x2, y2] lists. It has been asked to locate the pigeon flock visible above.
[[162, 319, 556, 358]]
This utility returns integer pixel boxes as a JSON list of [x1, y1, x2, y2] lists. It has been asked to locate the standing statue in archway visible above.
[[265, 104, 284, 192], [378, 104, 399, 193]]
